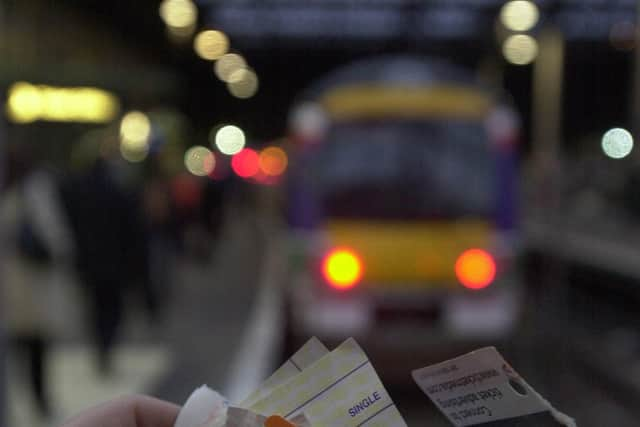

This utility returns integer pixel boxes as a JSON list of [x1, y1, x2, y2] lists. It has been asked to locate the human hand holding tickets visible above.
[[60, 395, 179, 427]]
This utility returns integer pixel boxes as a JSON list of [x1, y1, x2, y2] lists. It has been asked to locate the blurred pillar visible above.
[[0, 96, 5, 427], [532, 28, 564, 163], [0, 104, 5, 427], [0, 4, 6, 425], [0, 315, 4, 427], [531, 29, 564, 209]]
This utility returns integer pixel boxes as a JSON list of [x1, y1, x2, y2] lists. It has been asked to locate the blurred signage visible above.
[[419, 9, 481, 39], [555, 9, 634, 40], [5, 82, 120, 124], [204, 1, 636, 43], [211, 7, 405, 39]]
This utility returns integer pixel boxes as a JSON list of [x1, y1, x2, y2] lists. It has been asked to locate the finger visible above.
[[126, 395, 180, 427], [61, 395, 180, 427]]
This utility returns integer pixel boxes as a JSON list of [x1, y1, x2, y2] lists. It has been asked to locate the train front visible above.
[[284, 56, 522, 372]]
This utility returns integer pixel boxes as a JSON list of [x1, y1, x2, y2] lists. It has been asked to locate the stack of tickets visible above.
[[173, 337, 576, 427]]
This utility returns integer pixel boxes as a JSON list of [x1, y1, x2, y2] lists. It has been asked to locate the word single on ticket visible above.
[[348, 391, 382, 417]]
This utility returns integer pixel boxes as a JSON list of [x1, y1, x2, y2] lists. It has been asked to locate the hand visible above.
[[61, 395, 179, 427]]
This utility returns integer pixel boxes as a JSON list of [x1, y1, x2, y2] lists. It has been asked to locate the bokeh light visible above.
[[6, 82, 119, 123], [120, 111, 151, 148], [194, 30, 229, 60], [6, 82, 42, 123], [602, 127, 634, 159], [166, 22, 196, 41], [231, 148, 259, 178], [259, 146, 288, 176], [485, 107, 519, 145], [214, 125, 246, 155], [184, 146, 216, 176], [214, 53, 247, 82], [502, 34, 538, 65], [120, 143, 149, 163], [500, 0, 539, 32], [119, 111, 151, 163], [227, 68, 259, 99], [289, 102, 329, 142], [159, 0, 197, 29]]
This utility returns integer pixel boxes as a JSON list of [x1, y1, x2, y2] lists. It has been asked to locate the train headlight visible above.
[[322, 248, 363, 291], [455, 249, 496, 290]]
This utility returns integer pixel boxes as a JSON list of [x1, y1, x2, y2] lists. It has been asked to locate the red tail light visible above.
[[322, 248, 363, 291], [455, 249, 496, 290]]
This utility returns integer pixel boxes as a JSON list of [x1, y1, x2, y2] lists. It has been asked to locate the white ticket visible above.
[[412, 347, 576, 426], [173, 387, 313, 427], [241, 337, 329, 408], [249, 338, 407, 427], [173, 385, 228, 427]]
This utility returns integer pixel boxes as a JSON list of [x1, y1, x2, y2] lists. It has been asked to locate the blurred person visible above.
[[0, 144, 74, 417], [110, 148, 163, 328], [60, 395, 178, 427], [201, 178, 227, 242], [170, 172, 202, 229], [61, 157, 135, 375], [142, 172, 178, 316], [169, 172, 210, 259]]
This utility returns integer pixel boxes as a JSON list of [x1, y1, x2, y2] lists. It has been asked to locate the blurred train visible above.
[[283, 56, 522, 369]]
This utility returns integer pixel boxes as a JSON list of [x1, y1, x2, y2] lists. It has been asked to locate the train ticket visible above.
[[412, 347, 576, 426], [240, 337, 329, 407], [173, 387, 312, 427], [249, 338, 407, 427], [226, 408, 312, 427]]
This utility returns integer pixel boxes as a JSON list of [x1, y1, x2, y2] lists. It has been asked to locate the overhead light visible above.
[[166, 22, 196, 41], [119, 111, 151, 162], [120, 143, 149, 163], [602, 127, 633, 159], [500, 0, 539, 32], [184, 146, 216, 176], [159, 0, 197, 30], [227, 68, 259, 99], [194, 30, 229, 60], [502, 34, 538, 65], [6, 82, 119, 124], [120, 111, 151, 147], [213, 124, 246, 155], [214, 53, 247, 82]]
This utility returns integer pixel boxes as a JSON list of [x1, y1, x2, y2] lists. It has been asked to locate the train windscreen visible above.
[[310, 120, 496, 219]]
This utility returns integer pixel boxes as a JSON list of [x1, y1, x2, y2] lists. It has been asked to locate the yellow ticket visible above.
[[249, 338, 407, 427], [240, 337, 329, 407]]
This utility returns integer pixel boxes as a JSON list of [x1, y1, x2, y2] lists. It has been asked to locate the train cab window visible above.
[[308, 120, 496, 220]]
